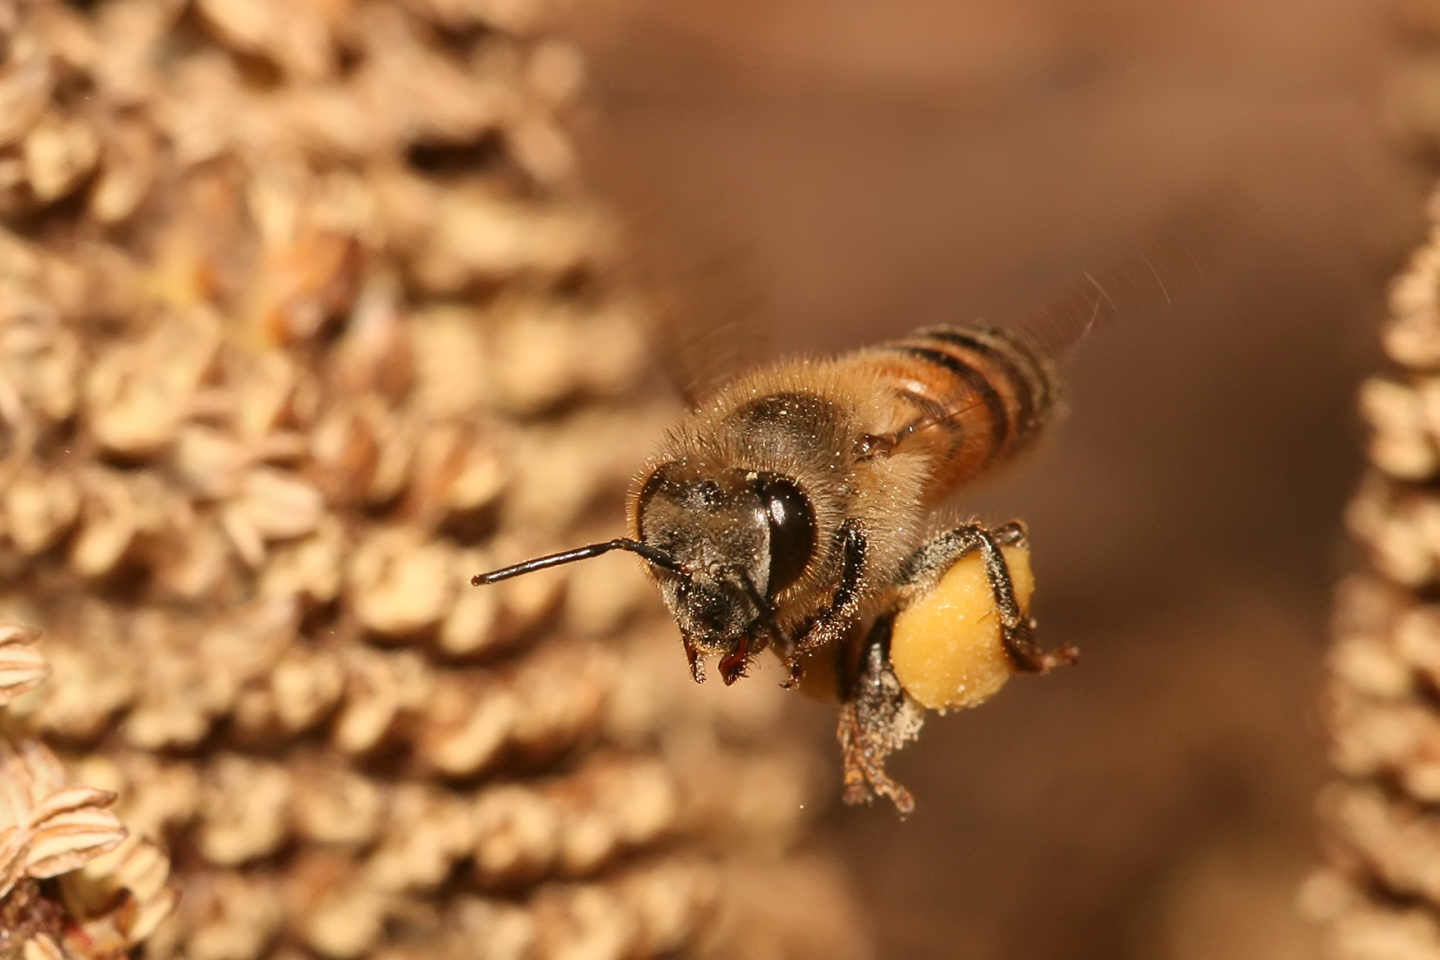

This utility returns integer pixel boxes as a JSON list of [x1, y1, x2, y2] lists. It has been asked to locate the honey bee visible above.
[[472, 225, 1206, 814]]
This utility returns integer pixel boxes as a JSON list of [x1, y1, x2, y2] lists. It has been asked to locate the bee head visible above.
[[634, 461, 815, 679], [469, 459, 816, 686]]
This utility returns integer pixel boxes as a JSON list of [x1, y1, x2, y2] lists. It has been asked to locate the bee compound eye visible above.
[[754, 474, 815, 594]]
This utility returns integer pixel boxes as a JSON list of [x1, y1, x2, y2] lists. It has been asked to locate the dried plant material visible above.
[[437, 570, 500, 657], [1321, 180, 1440, 958], [1386, 223, 1440, 368], [122, 611, 215, 750], [413, 194, 601, 293], [1362, 378, 1440, 479], [334, 648, 435, 755], [83, 311, 221, 458], [405, 422, 506, 529], [471, 784, 561, 885], [416, 673, 516, 776], [196, 754, 293, 867], [0, 738, 126, 900], [0, 35, 55, 148], [1347, 474, 1440, 587], [471, 755, 678, 887], [223, 467, 325, 565], [291, 761, 384, 847], [0, 317, 79, 424], [300, 876, 390, 958], [348, 525, 456, 637], [22, 113, 99, 204], [268, 643, 345, 733], [181, 870, 286, 960], [4, 468, 80, 557], [248, 228, 363, 347], [485, 304, 646, 415], [195, 0, 336, 82], [310, 397, 411, 507], [364, 783, 474, 893], [89, 752, 198, 842], [328, 275, 414, 402], [261, 517, 346, 606], [407, 306, 489, 419], [0, 0, 865, 954], [90, 118, 158, 224], [30, 619, 137, 742], [153, 515, 234, 601], [0, 624, 47, 706], [61, 835, 180, 945]]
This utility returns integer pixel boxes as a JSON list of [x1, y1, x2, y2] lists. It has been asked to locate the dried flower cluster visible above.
[[1305, 187, 1440, 959], [0, 623, 177, 960], [0, 0, 865, 957]]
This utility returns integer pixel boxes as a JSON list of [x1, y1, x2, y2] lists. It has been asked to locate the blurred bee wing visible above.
[[903, 189, 1252, 482], [605, 189, 776, 407], [568, 6, 781, 406], [1008, 190, 1245, 362]]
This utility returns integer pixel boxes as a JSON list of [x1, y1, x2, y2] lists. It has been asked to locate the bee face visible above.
[[635, 460, 817, 659]]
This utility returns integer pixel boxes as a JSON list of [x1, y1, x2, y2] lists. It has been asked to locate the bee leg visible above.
[[681, 633, 706, 684], [906, 521, 1077, 675], [837, 615, 922, 816], [781, 654, 804, 689], [797, 520, 868, 651], [987, 521, 1078, 673]]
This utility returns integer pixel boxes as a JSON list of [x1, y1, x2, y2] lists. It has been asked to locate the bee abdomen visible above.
[[910, 326, 1054, 447], [858, 326, 1057, 498]]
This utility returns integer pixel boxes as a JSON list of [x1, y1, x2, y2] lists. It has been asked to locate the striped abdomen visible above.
[[845, 326, 1057, 502]]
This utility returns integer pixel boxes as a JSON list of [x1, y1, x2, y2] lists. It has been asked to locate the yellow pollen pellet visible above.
[[890, 545, 1034, 712]]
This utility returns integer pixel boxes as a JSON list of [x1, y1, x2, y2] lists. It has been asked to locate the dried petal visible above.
[[61, 835, 178, 945], [334, 648, 434, 755], [30, 785, 119, 825], [90, 118, 157, 224], [197, 754, 292, 866], [417, 676, 515, 776], [269, 645, 345, 733], [21, 934, 64, 960], [347, 526, 455, 637], [22, 113, 99, 203], [0, 824, 29, 900], [0, 35, 54, 147], [4, 467, 80, 556], [292, 763, 383, 846], [260, 517, 345, 605], [235, 467, 323, 540], [0, 624, 47, 705], [25, 805, 127, 878], [84, 311, 220, 457]]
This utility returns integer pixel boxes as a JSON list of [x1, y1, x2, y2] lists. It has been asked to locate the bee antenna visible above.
[[471, 538, 681, 585]]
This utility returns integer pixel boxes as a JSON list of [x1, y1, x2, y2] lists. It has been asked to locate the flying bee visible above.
[[472, 217, 1210, 814]]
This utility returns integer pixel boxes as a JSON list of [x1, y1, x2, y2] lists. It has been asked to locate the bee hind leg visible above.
[[905, 520, 1077, 675], [837, 615, 923, 816]]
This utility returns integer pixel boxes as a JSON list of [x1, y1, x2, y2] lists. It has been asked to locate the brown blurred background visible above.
[[563, 1, 1429, 957]]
